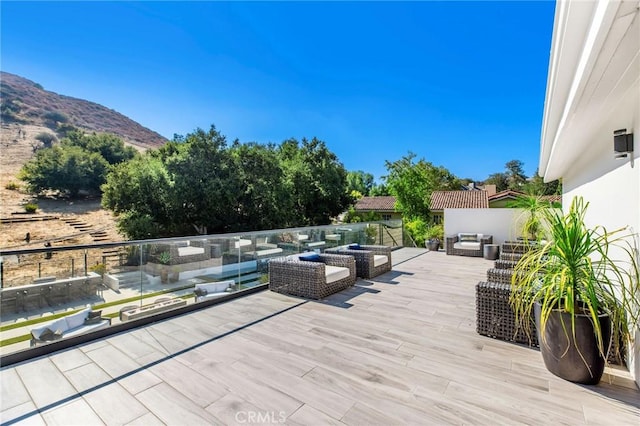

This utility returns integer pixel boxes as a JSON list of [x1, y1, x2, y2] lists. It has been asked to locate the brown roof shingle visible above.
[[354, 196, 397, 212], [430, 191, 489, 210]]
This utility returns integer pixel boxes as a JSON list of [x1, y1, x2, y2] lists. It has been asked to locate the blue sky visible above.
[[1, 1, 555, 182]]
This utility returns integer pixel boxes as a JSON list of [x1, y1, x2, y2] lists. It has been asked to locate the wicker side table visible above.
[[475, 281, 538, 346]]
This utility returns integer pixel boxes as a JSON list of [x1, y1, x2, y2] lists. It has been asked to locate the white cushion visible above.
[[325, 265, 350, 283], [31, 317, 69, 339], [251, 248, 283, 257], [178, 246, 205, 256], [454, 242, 481, 250], [64, 320, 109, 338], [65, 308, 90, 330], [197, 280, 234, 294], [306, 241, 325, 248], [196, 292, 228, 303], [373, 255, 389, 268], [234, 239, 252, 249]]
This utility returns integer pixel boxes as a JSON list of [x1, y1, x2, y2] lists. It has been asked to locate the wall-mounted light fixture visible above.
[[614, 128, 634, 159]]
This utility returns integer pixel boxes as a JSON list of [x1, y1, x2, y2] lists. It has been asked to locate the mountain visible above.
[[0, 71, 167, 149]]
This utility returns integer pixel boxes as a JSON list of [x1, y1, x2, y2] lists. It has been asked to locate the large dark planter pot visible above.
[[426, 240, 440, 251], [534, 302, 611, 385]]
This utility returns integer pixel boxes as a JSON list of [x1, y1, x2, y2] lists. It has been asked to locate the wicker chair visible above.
[[268, 253, 356, 300], [325, 245, 392, 279], [445, 234, 493, 257]]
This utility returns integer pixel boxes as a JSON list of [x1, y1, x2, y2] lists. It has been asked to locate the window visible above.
[[382, 214, 392, 221]]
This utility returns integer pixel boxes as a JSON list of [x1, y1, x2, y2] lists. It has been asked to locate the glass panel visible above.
[[0, 221, 405, 357]]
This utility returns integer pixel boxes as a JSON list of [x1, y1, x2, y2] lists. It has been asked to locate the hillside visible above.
[[1, 71, 167, 149], [0, 72, 172, 249]]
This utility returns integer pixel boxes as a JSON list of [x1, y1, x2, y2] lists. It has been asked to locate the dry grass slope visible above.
[[1, 71, 167, 149]]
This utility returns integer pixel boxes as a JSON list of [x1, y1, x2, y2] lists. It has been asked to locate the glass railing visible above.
[[0, 220, 403, 357]]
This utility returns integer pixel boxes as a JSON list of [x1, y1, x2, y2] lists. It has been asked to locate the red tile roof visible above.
[[354, 196, 397, 212], [430, 191, 489, 210]]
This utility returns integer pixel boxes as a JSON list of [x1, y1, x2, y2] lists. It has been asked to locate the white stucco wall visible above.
[[562, 125, 640, 389], [539, 0, 640, 386], [444, 208, 532, 245]]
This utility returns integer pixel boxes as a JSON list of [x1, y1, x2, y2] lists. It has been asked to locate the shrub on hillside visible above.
[[5, 181, 20, 191], [35, 132, 57, 148], [24, 203, 38, 213]]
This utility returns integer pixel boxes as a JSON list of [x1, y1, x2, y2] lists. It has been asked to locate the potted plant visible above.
[[169, 265, 180, 283], [425, 224, 444, 251], [510, 197, 640, 384], [157, 251, 171, 284]]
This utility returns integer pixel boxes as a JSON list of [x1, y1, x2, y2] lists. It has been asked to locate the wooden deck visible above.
[[1, 249, 639, 425]]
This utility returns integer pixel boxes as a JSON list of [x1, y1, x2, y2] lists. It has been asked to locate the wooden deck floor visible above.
[[2, 249, 639, 425]]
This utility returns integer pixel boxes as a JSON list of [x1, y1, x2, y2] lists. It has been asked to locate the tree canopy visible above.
[[19, 130, 135, 198], [102, 126, 351, 238], [383, 152, 460, 220], [346, 170, 375, 196], [482, 161, 561, 195]]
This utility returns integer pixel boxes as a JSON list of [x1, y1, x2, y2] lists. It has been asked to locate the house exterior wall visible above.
[[353, 210, 402, 221], [443, 208, 531, 246], [489, 199, 514, 208], [431, 211, 443, 224], [561, 115, 640, 386], [538, 0, 640, 385]]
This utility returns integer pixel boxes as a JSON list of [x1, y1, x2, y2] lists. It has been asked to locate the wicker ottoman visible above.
[[475, 281, 538, 346]]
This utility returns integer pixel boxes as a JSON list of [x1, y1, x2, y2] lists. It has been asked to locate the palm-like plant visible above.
[[510, 197, 639, 372], [507, 194, 559, 241]]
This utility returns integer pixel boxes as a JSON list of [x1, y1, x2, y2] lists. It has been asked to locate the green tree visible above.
[[505, 160, 527, 190], [165, 126, 241, 235], [483, 172, 508, 192], [62, 131, 137, 165], [370, 182, 390, 196], [20, 144, 109, 197], [524, 169, 562, 195], [34, 132, 57, 148], [102, 126, 351, 238], [279, 137, 351, 226], [346, 170, 374, 196], [102, 156, 174, 238], [343, 206, 381, 223], [384, 152, 460, 220], [230, 141, 290, 231]]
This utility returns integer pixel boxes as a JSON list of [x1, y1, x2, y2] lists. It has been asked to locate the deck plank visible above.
[[2, 249, 639, 425]]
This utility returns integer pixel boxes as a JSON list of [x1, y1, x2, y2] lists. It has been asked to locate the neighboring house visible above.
[[430, 191, 489, 224], [488, 190, 562, 208], [539, 0, 639, 385], [353, 196, 401, 221], [488, 190, 524, 208]]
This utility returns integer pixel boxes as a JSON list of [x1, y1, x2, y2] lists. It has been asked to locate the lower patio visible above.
[[1, 248, 638, 425]]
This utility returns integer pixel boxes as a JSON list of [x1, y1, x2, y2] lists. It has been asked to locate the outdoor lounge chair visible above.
[[325, 244, 392, 279], [268, 252, 356, 299], [445, 233, 493, 257]]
